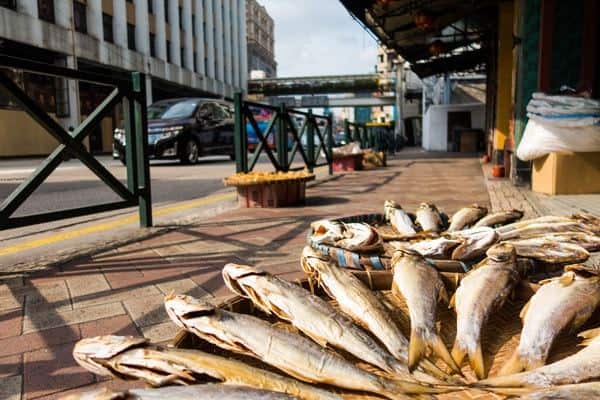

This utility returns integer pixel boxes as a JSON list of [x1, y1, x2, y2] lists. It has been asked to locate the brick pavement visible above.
[[0, 155, 493, 399]]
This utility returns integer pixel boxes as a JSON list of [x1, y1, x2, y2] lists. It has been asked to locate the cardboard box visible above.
[[532, 152, 600, 195]]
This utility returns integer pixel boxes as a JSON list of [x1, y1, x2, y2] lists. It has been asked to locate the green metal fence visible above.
[[0, 55, 152, 230], [233, 92, 334, 175], [343, 119, 369, 148]]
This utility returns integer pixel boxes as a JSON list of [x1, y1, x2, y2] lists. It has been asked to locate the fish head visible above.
[[222, 263, 267, 297], [391, 248, 423, 266], [310, 220, 344, 244], [164, 294, 217, 329], [300, 246, 332, 278], [384, 200, 400, 220], [486, 243, 516, 263], [73, 336, 148, 377]]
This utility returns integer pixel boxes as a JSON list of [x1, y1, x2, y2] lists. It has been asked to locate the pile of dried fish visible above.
[[224, 170, 315, 186]]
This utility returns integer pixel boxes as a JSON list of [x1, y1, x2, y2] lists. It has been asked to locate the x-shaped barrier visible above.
[[0, 55, 152, 230]]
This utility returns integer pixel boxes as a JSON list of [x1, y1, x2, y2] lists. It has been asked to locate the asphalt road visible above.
[[0, 155, 247, 217]]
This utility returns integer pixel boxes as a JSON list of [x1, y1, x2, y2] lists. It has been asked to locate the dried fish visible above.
[[530, 232, 600, 252], [519, 382, 600, 400], [473, 209, 524, 228], [165, 294, 452, 399], [572, 213, 600, 235], [497, 221, 589, 240], [409, 237, 461, 259], [416, 203, 444, 233], [499, 237, 589, 264], [498, 270, 600, 375], [311, 220, 344, 245], [495, 216, 573, 235], [384, 200, 417, 237], [448, 227, 499, 261], [336, 223, 383, 252], [450, 243, 520, 379], [477, 327, 600, 389], [222, 263, 406, 375], [447, 205, 487, 232], [60, 385, 298, 400], [391, 250, 460, 373], [72, 335, 340, 400]]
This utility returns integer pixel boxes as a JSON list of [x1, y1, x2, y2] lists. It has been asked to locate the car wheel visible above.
[[181, 140, 199, 164]]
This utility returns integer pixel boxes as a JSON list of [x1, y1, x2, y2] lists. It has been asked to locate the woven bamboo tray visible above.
[[172, 270, 592, 399]]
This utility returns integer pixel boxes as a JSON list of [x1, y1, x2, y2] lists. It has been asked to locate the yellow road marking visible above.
[[0, 191, 236, 256]]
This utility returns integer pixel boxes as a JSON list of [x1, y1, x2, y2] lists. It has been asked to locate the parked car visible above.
[[113, 97, 235, 165]]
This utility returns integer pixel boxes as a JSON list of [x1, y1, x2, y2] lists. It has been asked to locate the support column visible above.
[[57, 56, 81, 132], [145, 75, 153, 106], [223, 0, 232, 84], [54, 0, 73, 28], [214, 0, 224, 82], [492, 0, 514, 177], [168, 0, 180, 65], [87, 0, 103, 41], [134, 0, 150, 55], [155, 0, 167, 60], [17, 0, 38, 17], [113, 0, 128, 48], [193, 0, 205, 75], [239, 0, 248, 92], [231, 0, 240, 88], [205, 0, 215, 78], [182, 0, 193, 70]]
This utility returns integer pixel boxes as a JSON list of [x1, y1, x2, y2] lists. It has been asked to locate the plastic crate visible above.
[[236, 180, 308, 208]]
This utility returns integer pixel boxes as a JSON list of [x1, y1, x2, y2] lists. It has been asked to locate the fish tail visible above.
[[450, 342, 467, 368], [498, 352, 529, 376], [430, 334, 463, 375], [468, 344, 486, 380], [415, 360, 455, 383], [408, 329, 427, 372], [410, 329, 463, 377], [381, 377, 460, 397]]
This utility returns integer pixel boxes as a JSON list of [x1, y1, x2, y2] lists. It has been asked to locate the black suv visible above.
[[113, 98, 235, 164]]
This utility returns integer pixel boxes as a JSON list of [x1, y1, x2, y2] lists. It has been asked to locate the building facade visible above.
[[245, 0, 275, 78], [0, 0, 248, 156]]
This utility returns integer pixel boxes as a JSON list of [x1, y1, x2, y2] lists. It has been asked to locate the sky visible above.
[[257, 0, 379, 77]]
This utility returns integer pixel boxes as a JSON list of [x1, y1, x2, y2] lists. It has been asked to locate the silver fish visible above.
[[498, 221, 591, 240], [311, 220, 344, 245], [391, 250, 460, 373], [416, 203, 444, 233], [384, 200, 417, 237], [60, 385, 297, 400], [336, 222, 383, 252], [529, 232, 600, 252], [165, 294, 450, 399], [447, 205, 487, 232], [498, 270, 600, 375], [499, 237, 589, 264], [473, 209, 524, 228], [572, 213, 600, 235], [495, 216, 573, 235], [300, 247, 451, 383], [221, 263, 406, 375], [448, 227, 499, 261], [519, 382, 600, 400], [477, 327, 600, 389], [409, 237, 461, 259], [450, 243, 520, 379], [72, 335, 339, 400]]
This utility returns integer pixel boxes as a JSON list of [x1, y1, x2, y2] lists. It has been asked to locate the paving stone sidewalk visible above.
[[1, 155, 493, 399]]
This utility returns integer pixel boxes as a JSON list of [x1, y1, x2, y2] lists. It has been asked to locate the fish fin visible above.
[[498, 352, 528, 376], [407, 329, 427, 372], [468, 344, 486, 380], [448, 293, 456, 309], [430, 334, 463, 375], [437, 284, 450, 304], [451, 342, 466, 367], [578, 327, 600, 346], [519, 299, 531, 320], [569, 308, 594, 334], [559, 271, 576, 286], [417, 359, 455, 382], [302, 331, 329, 348]]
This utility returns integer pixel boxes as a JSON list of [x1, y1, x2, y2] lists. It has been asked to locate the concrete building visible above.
[[245, 0, 275, 78], [0, 0, 248, 156]]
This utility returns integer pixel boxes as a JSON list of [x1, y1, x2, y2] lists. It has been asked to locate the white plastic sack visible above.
[[332, 141, 363, 156], [516, 118, 600, 161]]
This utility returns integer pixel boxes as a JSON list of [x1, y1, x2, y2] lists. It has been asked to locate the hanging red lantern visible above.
[[428, 40, 445, 56], [414, 10, 433, 29]]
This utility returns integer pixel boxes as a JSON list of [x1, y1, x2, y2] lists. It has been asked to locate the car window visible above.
[[214, 104, 231, 119], [149, 99, 199, 119], [197, 102, 216, 118]]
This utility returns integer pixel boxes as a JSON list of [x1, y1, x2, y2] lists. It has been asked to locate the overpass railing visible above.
[[0, 55, 152, 230], [233, 93, 333, 175]]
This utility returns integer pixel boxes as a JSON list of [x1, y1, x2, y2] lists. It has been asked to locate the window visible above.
[[103, 13, 113, 43], [127, 23, 136, 50], [147, 0, 153, 14], [149, 33, 156, 57], [180, 47, 184, 66], [192, 14, 195, 34], [73, 1, 87, 33], [164, 0, 169, 23], [0, 0, 17, 11], [38, 0, 55, 22], [178, 6, 183, 30], [166, 40, 171, 62], [193, 52, 197, 72]]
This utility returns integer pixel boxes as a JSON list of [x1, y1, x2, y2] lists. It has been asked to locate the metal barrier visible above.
[[0, 55, 152, 230], [343, 119, 369, 149], [233, 93, 334, 175]]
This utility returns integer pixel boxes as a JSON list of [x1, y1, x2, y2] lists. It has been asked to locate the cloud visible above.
[[256, 0, 379, 77]]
